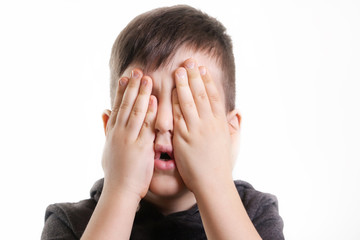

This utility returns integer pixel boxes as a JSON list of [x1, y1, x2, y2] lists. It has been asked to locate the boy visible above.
[[42, 5, 284, 240]]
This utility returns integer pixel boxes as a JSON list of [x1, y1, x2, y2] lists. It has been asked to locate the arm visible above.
[[81, 70, 157, 240], [194, 179, 261, 240], [80, 187, 140, 240], [172, 58, 261, 240]]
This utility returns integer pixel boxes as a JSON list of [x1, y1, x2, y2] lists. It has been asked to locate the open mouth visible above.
[[155, 150, 174, 161], [154, 144, 176, 171], [154, 146, 176, 170], [160, 152, 172, 161]]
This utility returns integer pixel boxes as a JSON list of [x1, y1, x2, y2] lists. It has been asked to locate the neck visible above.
[[144, 190, 197, 216]]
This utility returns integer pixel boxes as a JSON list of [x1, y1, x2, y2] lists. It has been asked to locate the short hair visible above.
[[109, 5, 235, 111]]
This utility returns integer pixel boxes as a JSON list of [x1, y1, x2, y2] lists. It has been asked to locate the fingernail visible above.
[[119, 77, 127, 86], [199, 67, 206, 76], [141, 78, 148, 86], [185, 59, 195, 69], [132, 69, 140, 78], [176, 68, 186, 79]]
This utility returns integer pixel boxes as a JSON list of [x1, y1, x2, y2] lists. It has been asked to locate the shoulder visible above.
[[234, 180, 279, 219], [42, 198, 96, 239], [42, 179, 103, 239], [234, 180, 284, 240]]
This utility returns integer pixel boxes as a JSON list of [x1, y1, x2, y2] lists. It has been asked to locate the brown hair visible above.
[[109, 5, 235, 111]]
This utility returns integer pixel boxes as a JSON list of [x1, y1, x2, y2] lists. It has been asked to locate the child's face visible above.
[[121, 47, 228, 200]]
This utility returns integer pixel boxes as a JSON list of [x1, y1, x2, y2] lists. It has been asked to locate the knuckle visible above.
[[142, 119, 151, 128], [131, 107, 144, 117], [174, 112, 183, 121], [112, 107, 119, 115], [203, 76, 212, 84], [197, 90, 207, 100], [183, 101, 195, 109], [120, 100, 131, 110], [209, 93, 220, 103]]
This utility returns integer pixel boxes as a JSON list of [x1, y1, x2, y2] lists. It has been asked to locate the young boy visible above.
[[42, 5, 284, 240]]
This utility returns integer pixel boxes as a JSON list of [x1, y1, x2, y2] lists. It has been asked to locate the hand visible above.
[[172, 58, 233, 193], [101, 69, 157, 200]]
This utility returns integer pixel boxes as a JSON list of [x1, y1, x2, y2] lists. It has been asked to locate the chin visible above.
[[147, 171, 188, 198]]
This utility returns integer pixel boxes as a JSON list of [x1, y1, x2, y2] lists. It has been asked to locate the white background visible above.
[[1, 0, 359, 239]]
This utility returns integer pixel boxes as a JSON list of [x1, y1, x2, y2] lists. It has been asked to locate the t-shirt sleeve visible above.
[[41, 212, 77, 240], [41, 200, 95, 240], [235, 181, 284, 240], [251, 194, 284, 240]]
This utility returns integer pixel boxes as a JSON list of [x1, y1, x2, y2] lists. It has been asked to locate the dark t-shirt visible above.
[[41, 179, 284, 240]]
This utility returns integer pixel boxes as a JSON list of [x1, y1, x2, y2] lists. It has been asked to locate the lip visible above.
[[154, 144, 173, 156], [154, 159, 176, 171], [154, 144, 176, 171]]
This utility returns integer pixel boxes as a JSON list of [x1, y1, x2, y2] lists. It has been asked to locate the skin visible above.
[[81, 49, 262, 240]]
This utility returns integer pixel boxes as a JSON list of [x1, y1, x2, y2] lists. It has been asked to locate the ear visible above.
[[102, 109, 112, 136], [226, 109, 242, 167], [226, 109, 241, 137]]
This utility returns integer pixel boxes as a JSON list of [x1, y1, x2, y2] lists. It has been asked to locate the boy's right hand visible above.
[[101, 69, 157, 201]]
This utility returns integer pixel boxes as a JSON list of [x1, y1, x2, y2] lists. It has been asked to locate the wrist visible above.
[[82, 181, 141, 240], [193, 175, 235, 200], [102, 180, 142, 205], [191, 171, 234, 195]]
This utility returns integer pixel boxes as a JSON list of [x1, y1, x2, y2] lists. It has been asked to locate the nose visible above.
[[155, 99, 173, 134]]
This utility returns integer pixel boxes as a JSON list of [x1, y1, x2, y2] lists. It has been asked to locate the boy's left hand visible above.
[[172, 58, 234, 193]]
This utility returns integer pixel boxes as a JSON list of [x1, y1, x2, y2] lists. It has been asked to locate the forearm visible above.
[[81, 185, 140, 240], [194, 178, 262, 240]]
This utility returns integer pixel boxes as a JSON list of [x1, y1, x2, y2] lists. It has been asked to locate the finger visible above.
[[174, 67, 198, 129], [127, 76, 153, 136], [116, 69, 143, 127], [199, 66, 225, 117], [138, 95, 157, 141], [110, 77, 128, 126], [183, 58, 212, 118], [172, 88, 188, 134]]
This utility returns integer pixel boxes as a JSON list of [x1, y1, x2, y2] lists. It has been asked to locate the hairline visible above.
[[110, 44, 229, 110]]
